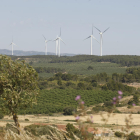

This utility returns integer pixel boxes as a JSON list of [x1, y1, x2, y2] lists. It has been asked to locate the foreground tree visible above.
[[0, 55, 39, 134]]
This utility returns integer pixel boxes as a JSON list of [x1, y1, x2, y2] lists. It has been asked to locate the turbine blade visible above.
[[46, 40, 52, 43], [13, 43, 17, 46], [94, 26, 101, 32], [60, 28, 61, 37], [60, 38, 66, 45], [42, 34, 46, 40], [92, 36, 99, 43], [92, 24, 93, 35], [103, 27, 110, 33], [54, 38, 59, 41], [84, 36, 91, 41]]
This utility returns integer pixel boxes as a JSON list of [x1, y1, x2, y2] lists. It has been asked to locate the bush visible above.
[[127, 132, 140, 140], [115, 131, 125, 138], [92, 105, 103, 113], [127, 105, 132, 108], [57, 80, 62, 86], [25, 119, 29, 121], [87, 66, 93, 70], [0, 113, 4, 119], [77, 82, 85, 90], [63, 106, 74, 115], [24, 124, 59, 136], [66, 123, 80, 139], [65, 82, 76, 88], [113, 109, 121, 113], [92, 82, 97, 87]]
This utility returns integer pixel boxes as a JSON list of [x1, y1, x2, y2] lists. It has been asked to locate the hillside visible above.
[[8, 54, 140, 78]]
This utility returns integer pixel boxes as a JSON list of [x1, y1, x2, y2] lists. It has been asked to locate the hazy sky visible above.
[[0, 0, 140, 55]]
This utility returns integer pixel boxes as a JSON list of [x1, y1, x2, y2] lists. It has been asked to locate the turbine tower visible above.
[[54, 28, 65, 57], [84, 25, 99, 55], [9, 39, 17, 55], [42, 35, 51, 55], [94, 26, 109, 56], [54, 35, 58, 55]]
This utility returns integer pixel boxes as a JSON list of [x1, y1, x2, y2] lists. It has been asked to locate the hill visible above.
[[0, 49, 75, 56]]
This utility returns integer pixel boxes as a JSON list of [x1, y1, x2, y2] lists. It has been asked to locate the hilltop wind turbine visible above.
[[54, 28, 65, 57], [42, 35, 51, 55], [9, 38, 17, 55], [84, 25, 99, 55], [94, 26, 109, 56]]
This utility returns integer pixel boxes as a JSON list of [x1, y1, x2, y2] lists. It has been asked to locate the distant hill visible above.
[[0, 49, 76, 56]]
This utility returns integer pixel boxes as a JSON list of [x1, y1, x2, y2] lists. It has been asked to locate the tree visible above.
[[0, 55, 39, 134]]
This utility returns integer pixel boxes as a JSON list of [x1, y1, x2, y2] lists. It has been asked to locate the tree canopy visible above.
[[0, 55, 39, 132]]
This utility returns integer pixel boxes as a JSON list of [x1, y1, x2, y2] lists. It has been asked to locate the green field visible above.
[[31, 61, 126, 78], [20, 89, 131, 114]]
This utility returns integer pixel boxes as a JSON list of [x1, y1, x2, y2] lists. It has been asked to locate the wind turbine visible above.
[[84, 25, 99, 55], [94, 26, 109, 56], [54, 35, 58, 55], [9, 38, 17, 55], [54, 28, 65, 57], [42, 35, 51, 55]]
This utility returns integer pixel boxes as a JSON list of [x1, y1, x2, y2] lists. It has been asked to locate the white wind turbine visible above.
[[54, 35, 58, 55], [42, 35, 51, 55], [9, 38, 17, 55], [54, 28, 65, 57], [84, 25, 99, 55], [94, 26, 109, 56]]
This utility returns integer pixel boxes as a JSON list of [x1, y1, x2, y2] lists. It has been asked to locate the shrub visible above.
[[86, 86, 93, 90], [113, 109, 121, 113], [57, 80, 62, 86], [65, 82, 76, 88], [92, 105, 103, 113], [25, 119, 29, 121], [115, 131, 125, 138], [87, 66, 93, 70], [63, 106, 74, 115], [0, 113, 4, 119], [127, 132, 140, 140], [24, 124, 58, 136], [77, 82, 85, 90], [127, 105, 132, 108], [66, 123, 80, 139]]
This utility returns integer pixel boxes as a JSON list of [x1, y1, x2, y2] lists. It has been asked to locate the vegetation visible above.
[[19, 89, 131, 114], [0, 112, 4, 119], [66, 123, 81, 139], [34, 67, 65, 73], [1, 54, 140, 139], [10, 54, 140, 66], [0, 55, 39, 133], [63, 106, 75, 115]]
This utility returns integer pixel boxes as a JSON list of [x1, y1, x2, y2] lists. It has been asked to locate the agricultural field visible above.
[[16, 89, 131, 114], [33, 61, 126, 78]]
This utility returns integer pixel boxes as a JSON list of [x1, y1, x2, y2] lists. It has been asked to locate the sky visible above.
[[0, 0, 140, 56]]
